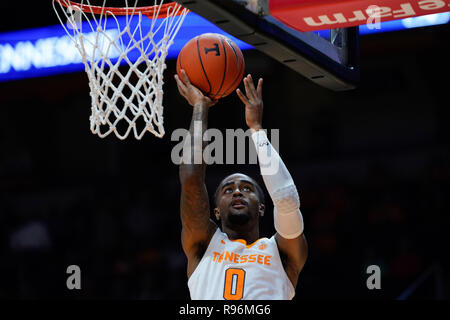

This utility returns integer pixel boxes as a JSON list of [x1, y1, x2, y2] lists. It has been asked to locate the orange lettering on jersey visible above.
[[257, 254, 264, 264], [224, 251, 233, 262], [212, 250, 272, 267], [213, 252, 220, 262]]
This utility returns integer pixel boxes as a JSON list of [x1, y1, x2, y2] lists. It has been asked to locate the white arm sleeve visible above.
[[251, 130, 304, 239]]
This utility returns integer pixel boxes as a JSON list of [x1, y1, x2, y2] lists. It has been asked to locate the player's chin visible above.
[[229, 205, 249, 215], [229, 207, 248, 216], [227, 210, 251, 225], [227, 206, 252, 221]]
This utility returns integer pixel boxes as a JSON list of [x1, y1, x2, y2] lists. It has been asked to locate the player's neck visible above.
[[223, 225, 260, 245]]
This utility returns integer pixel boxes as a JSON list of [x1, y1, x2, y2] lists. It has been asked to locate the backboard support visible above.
[[174, 0, 360, 91]]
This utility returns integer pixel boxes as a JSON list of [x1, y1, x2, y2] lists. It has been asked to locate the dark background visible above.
[[0, 3, 449, 300]]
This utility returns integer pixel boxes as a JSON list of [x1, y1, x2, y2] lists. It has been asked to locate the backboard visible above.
[[174, 0, 360, 91]]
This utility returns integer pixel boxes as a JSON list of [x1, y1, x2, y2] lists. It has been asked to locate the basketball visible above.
[[176, 33, 245, 99]]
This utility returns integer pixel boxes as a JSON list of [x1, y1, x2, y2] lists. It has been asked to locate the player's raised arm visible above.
[[236, 75, 308, 288], [175, 70, 218, 277]]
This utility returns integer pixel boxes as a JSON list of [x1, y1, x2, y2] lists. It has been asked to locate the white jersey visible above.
[[188, 228, 295, 300]]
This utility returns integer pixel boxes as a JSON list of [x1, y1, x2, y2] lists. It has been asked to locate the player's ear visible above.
[[259, 204, 265, 217], [214, 208, 221, 220]]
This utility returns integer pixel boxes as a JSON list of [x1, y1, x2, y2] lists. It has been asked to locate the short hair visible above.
[[214, 175, 265, 207]]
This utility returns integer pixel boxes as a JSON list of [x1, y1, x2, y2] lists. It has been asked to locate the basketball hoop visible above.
[[52, 0, 189, 140]]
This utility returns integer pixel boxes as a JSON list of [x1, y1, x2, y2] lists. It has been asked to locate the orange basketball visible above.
[[176, 33, 245, 99]]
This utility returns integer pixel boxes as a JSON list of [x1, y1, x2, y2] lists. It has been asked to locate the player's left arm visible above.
[[237, 75, 308, 288]]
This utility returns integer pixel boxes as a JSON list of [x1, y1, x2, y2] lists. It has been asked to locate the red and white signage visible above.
[[269, 0, 450, 31]]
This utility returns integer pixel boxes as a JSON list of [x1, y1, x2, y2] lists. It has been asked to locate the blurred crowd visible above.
[[1, 149, 448, 300]]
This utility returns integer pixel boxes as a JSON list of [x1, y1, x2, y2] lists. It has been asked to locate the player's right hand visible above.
[[175, 69, 218, 108], [236, 74, 263, 131]]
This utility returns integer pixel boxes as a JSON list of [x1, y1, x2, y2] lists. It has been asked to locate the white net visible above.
[[52, 0, 188, 139]]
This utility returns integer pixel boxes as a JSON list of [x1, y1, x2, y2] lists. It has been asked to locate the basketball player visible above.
[[174, 70, 307, 300]]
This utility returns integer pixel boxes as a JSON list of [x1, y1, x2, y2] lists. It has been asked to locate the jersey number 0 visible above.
[[223, 268, 246, 300]]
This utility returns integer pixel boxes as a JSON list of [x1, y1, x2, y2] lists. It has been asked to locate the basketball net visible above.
[[52, 1, 189, 139]]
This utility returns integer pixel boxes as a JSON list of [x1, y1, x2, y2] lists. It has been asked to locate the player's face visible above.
[[215, 173, 262, 227]]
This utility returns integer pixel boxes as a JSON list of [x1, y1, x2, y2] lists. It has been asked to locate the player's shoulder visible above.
[[207, 227, 226, 246], [259, 234, 278, 250]]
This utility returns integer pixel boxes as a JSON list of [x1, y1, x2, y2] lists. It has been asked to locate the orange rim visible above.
[[55, 0, 187, 18]]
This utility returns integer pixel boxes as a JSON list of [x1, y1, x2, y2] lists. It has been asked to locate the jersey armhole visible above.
[[187, 228, 223, 285], [271, 235, 296, 298]]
